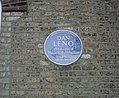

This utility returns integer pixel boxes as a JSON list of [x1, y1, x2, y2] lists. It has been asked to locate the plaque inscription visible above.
[[44, 30, 83, 65]]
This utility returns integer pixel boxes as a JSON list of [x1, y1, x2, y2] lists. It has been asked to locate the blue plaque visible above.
[[44, 30, 83, 65]]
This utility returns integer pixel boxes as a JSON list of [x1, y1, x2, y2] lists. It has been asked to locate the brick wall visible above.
[[0, 0, 119, 98], [0, 1, 27, 97], [0, 11, 24, 98]]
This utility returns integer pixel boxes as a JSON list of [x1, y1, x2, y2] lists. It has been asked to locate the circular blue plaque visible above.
[[44, 30, 83, 65]]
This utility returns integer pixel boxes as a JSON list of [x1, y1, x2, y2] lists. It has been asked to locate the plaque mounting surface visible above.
[[44, 30, 83, 65]]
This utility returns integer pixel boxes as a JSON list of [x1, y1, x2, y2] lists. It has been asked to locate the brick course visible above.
[[2, 0, 27, 12]]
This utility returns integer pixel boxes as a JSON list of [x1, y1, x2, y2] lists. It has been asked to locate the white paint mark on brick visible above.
[[81, 54, 91, 59]]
